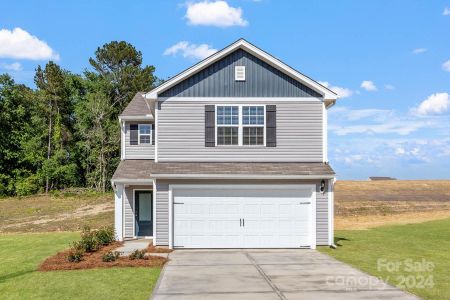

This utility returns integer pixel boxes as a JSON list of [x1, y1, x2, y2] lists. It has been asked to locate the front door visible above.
[[135, 191, 153, 236]]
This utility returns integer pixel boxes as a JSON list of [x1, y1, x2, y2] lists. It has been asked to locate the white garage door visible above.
[[173, 185, 315, 248]]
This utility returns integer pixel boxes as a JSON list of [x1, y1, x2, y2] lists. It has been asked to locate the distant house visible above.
[[369, 177, 397, 181], [111, 39, 338, 249]]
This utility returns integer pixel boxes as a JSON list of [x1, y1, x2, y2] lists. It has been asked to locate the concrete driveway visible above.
[[151, 250, 419, 300]]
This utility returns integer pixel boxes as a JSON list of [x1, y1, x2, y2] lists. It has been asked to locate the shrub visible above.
[[95, 226, 115, 245], [102, 251, 121, 262], [129, 249, 146, 260], [67, 248, 85, 262], [79, 226, 101, 252]]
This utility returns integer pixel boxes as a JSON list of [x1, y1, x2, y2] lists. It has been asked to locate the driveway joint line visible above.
[[245, 252, 287, 300]]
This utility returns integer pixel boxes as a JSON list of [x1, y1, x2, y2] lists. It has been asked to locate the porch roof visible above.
[[111, 160, 335, 183]]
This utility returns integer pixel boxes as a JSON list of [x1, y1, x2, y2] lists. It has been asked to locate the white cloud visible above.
[[0, 62, 22, 71], [443, 7, 450, 16], [395, 147, 406, 155], [412, 48, 427, 54], [185, 1, 248, 27], [385, 84, 395, 90], [318, 81, 352, 98], [164, 41, 217, 60], [360, 80, 377, 91], [0, 28, 59, 60], [415, 92, 450, 116], [442, 60, 450, 72]]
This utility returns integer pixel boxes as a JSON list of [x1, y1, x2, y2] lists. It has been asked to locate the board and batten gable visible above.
[[123, 122, 155, 159], [160, 49, 322, 98]]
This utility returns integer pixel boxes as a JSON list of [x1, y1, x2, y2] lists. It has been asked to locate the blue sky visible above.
[[1, 0, 450, 179]]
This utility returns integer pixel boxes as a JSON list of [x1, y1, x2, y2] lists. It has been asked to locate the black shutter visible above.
[[266, 105, 276, 147], [151, 124, 155, 145], [130, 124, 138, 145], [205, 105, 215, 147]]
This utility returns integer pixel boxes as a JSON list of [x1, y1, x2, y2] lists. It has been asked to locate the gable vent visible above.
[[235, 66, 246, 81]]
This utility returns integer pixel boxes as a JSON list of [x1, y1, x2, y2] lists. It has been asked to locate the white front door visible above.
[[173, 185, 315, 248]]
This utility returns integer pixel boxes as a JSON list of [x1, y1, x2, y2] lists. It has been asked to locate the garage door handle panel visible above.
[[243, 218, 245, 227], [300, 202, 311, 205], [240, 218, 242, 227]]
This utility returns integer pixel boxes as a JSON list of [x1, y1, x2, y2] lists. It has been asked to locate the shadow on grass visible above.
[[0, 269, 34, 283], [334, 236, 350, 247]]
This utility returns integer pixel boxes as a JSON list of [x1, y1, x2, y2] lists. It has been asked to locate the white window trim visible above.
[[215, 104, 266, 147], [138, 124, 152, 145]]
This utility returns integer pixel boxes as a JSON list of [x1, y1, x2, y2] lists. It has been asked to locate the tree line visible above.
[[0, 41, 159, 196]]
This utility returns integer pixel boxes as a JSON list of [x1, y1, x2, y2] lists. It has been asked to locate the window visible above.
[[216, 106, 239, 145], [216, 105, 265, 146], [242, 106, 264, 145], [139, 124, 151, 144]]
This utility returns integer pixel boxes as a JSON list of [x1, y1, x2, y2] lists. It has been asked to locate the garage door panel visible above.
[[173, 186, 313, 248]]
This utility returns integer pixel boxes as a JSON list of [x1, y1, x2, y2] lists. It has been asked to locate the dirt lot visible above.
[[0, 190, 113, 233], [335, 180, 450, 229]]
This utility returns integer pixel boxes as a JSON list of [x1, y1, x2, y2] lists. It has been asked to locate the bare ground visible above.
[[0, 191, 113, 233], [335, 180, 450, 230]]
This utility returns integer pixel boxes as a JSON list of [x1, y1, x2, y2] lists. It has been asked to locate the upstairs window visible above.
[[216, 105, 265, 146], [216, 106, 239, 145], [242, 106, 264, 145], [139, 124, 151, 144]]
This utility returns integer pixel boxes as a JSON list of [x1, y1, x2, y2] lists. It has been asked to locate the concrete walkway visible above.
[[115, 239, 151, 256], [151, 250, 419, 300]]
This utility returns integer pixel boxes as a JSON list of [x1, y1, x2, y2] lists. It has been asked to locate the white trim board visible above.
[[146, 39, 337, 101], [168, 184, 317, 249]]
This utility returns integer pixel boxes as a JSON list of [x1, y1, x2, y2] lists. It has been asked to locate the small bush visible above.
[[95, 226, 115, 245], [67, 248, 84, 262], [79, 226, 101, 252], [102, 251, 121, 262], [129, 249, 146, 260]]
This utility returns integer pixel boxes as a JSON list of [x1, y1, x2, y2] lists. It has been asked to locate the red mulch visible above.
[[38, 242, 168, 271]]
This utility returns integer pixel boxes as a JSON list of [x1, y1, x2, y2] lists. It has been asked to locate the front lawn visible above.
[[319, 218, 450, 300], [0, 232, 161, 299]]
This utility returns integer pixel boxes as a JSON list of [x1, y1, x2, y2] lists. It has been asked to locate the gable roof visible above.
[[146, 39, 338, 104], [119, 92, 154, 120]]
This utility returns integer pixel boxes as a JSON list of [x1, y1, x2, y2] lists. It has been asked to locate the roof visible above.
[[119, 92, 154, 120], [111, 160, 335, 182], [145, 39, 338, 105]]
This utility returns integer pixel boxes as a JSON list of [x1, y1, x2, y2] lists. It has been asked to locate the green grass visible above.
[[319, 218, 450, 300], [0, 232, 161, 299]]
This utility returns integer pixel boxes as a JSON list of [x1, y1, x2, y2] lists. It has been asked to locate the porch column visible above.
[[114, 183, 124, 241]]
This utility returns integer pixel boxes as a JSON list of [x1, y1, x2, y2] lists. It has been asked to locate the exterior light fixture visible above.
[[320, 180, 326, 194]]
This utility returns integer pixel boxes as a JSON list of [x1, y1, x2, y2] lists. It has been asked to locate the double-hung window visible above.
[[242, 106, 264, 145], [138, 124, 151, 144], [216, 106, 239, 145], [216, 105, 265, 146]]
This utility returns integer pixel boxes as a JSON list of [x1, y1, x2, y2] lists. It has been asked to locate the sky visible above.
[[1, 0, 450, 179]]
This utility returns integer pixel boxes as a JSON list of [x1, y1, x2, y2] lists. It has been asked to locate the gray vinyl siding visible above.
[[154, 179, 329, 246], [155, 181, 169, 246], [160, 49, 321, 98], [316, 181, 329, 246], [123, 185, 153, 239], [124, 122, 155, 159], [157, 99, 323, 162]]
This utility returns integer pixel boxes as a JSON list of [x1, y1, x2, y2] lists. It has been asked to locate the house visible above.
[[111, 39, 338, 249], [369, 177, 396, 181]]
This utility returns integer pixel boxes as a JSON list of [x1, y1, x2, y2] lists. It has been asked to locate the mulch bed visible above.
[[38, 242, 168, 271]]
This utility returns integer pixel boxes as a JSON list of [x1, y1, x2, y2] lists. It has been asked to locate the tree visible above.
[[88, 41, 158, 114], [34, 62, 78, 193]]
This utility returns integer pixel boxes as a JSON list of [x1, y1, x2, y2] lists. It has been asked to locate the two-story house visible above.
[[111, 39, 337, 249]]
